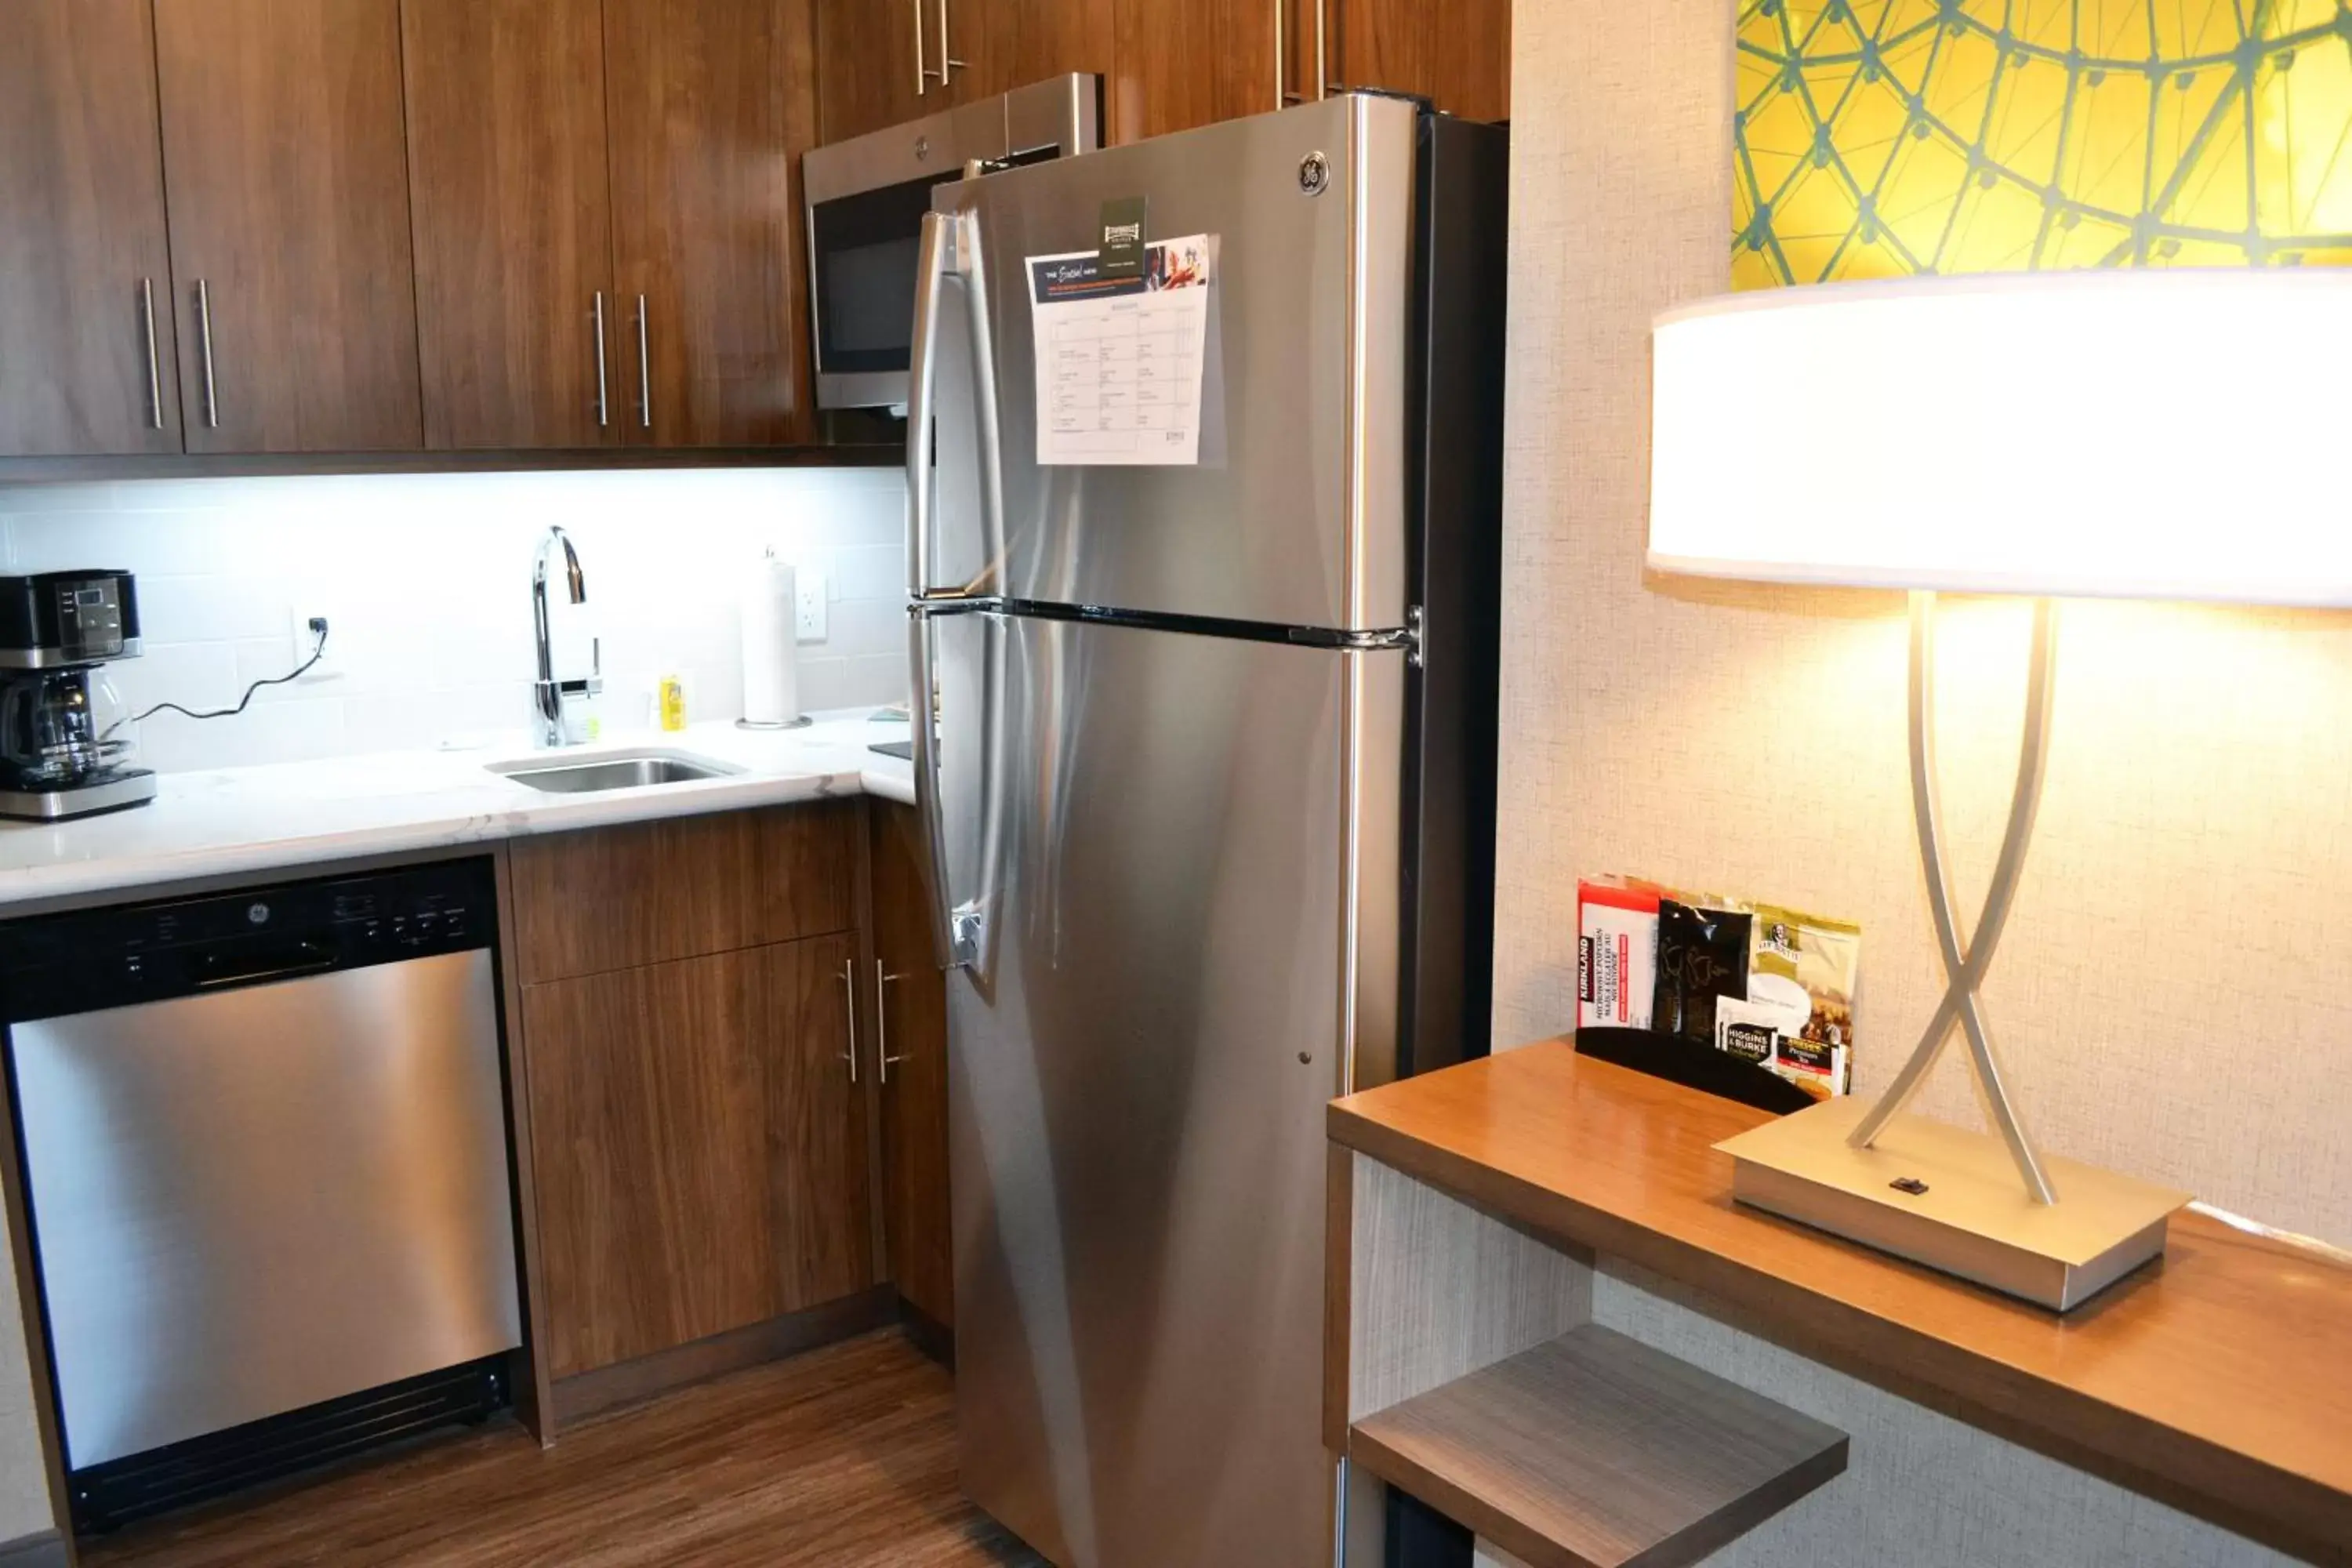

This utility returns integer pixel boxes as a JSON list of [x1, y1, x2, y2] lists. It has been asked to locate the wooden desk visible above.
[[1327, 1041, 2352, 1566]]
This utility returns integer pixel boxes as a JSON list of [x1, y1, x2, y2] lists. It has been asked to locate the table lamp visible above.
[[1646, 268, 2352, 1311]]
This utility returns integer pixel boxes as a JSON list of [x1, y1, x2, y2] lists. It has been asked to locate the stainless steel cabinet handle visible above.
[[194, 278, 219, 430], [837, 958, 859, 1083], [1315, 0, 1330, 97], [139, 278, 163, 430], [633, 294, 652, 431], [592, 292, 611, 428], [938, 0, 964, 80], [875, 961, 912, 1083], [1275, 0, 1299, 106], [913, 0, 937, 91]]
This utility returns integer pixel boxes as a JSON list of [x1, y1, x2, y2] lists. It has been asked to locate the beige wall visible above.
[[1495, 0, 2352, 1250]]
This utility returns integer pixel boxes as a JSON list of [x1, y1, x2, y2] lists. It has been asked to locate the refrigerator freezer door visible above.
[[915, 96, 1419, 633], [933, 608, 1405, 1566]]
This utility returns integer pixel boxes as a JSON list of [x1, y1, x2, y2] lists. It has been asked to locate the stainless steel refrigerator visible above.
[[903, 93, 1508, 1568]]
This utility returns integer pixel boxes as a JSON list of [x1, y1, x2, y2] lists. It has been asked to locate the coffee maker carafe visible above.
[[0, 572, 156, 821]]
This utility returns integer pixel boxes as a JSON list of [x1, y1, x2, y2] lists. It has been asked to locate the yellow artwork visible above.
[[1733, 0, 2352, 288]]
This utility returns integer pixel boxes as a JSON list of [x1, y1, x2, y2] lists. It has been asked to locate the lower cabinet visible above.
[[523, 930, 873, 1380], [873, 802, 953, 1331]]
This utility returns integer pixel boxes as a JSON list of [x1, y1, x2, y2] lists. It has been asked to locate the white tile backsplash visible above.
[[0, 466, 909, 773]]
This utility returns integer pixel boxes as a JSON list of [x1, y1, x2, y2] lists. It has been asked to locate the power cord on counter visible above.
[[107, 617, 329, 737]]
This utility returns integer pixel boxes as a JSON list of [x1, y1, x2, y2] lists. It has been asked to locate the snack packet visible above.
[[1742, 903, 1861, 1099], [1652, 898, 1751, 1049], [1577, 877, 1665, 1030]]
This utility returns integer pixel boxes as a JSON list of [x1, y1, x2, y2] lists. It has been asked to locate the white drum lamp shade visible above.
[[1649, 269, 2352, 608], [1643, 267, 2352, 1310]]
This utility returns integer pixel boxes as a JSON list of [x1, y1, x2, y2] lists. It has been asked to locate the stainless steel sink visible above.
[[488, 750, 743, 794]]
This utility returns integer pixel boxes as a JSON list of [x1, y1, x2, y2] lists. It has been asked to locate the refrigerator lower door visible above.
[[934, 608, 1403, 1566], [916, 95, 1420, 632]]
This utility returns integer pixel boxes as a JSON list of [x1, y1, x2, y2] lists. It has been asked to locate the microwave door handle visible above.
[[907, 211, 951, 598]]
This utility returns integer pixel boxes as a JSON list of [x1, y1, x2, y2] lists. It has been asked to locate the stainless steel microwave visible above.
[[802, 74, 1101, 411]]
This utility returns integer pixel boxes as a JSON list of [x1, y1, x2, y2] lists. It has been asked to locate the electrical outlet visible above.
[[287, 605, 336, 676], [795, 570, 828, 642]]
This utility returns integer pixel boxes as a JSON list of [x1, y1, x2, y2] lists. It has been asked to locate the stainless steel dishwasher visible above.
[[1, 858, 522, 1532]]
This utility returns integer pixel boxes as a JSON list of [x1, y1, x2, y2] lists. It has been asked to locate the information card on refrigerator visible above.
[[1025, 235, 1211, 466]]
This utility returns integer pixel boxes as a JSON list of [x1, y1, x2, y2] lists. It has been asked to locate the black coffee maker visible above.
[[0, 572, 155, 821]]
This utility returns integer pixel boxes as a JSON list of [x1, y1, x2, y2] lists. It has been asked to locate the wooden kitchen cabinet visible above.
[[813, 0, 933, 145], [942, 0, 1112, 111], [402, 0, 619, 450], [871, 803, 953, 1330], [150, 0, 423, 453], [1323, 0, 1509, 123], [406, 0, 820, 451], [1106, 0, 1508, 144], [0, 2, 183, 458], [1109, 0, 1276, 142], [507, 802, 857, 983], [606, 0, 820, 446], [522, 935, 871, 1378], [513, 804, 872, 1381]]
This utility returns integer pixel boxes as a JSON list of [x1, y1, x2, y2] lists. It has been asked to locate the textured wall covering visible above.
[[1495, 0, 2352, 1248]]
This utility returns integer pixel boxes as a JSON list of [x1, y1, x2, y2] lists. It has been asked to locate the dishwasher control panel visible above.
[[0, 858, 497, 1022]]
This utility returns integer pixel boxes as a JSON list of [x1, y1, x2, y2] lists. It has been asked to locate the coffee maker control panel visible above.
[[0, 571, 140, 667]]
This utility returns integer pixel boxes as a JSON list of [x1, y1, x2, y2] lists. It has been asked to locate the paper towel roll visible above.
[[740, 552, 801, 726]]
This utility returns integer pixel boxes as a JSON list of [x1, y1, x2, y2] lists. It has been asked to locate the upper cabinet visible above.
[[1111, 0, 1508, 138], [151, 0, 424, 454], [1321, 0, 1509, 124], [1109, 0, 1274, 141], [811, 0, 1504, 155], [405, 0, 818, 450], [942, 0, 1112, 107], [402, 0, 621, 450], [812, 0, 932, 144], [605, 0, 818, 447], [0, 1, 183, 458]]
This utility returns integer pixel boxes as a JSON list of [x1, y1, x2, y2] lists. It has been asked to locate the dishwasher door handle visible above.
[[192, 942, 339, 989]]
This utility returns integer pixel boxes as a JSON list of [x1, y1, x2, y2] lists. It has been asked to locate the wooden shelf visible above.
[[1330, 1042, 2352, 1566], [1351, 1323, 1847, 1568]]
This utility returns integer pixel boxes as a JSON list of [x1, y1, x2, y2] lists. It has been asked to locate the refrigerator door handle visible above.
[[906, 207, 1004, 601], [907, 211, 952, 599], [909, 605, 974, 970]]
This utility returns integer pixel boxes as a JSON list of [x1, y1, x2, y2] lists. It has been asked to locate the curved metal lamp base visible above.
[[1848, 591, 2059, 1204]]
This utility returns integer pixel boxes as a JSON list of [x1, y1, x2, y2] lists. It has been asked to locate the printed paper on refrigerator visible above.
[[1025, 235, 1211, 466]]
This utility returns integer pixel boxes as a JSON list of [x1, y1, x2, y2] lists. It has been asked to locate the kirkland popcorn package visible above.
[[1576, 877, 1664, 1030]]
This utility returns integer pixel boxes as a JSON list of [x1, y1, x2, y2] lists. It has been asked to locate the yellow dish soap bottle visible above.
[[658, 673, 688, 732]]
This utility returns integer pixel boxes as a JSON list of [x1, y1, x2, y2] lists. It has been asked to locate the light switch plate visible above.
[[795, 570, 828, 642]]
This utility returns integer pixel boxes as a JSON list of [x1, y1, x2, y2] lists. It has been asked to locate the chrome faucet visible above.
[[531, 526, 601, 747]]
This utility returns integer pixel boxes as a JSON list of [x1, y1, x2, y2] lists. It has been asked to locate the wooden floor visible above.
[[83, 1330, 1047, 1568]]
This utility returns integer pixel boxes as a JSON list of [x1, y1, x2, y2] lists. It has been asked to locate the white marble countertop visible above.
[[0, 711, 916, 911]]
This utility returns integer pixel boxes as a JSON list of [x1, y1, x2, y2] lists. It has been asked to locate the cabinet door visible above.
[[605, 0, 815, 447], [871, 804, 952, 1328], [524, 936, 872, 1379], [1327, 0, 1508, 122], [774, 931, 877, 1309], [941, 0, 1111, 108], [0, 2, 183, 457], [1109, 0, 1276, 142], [152, 0, 423, 452], [813, 0, 932, 144], [403, 0, 619, 449]]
